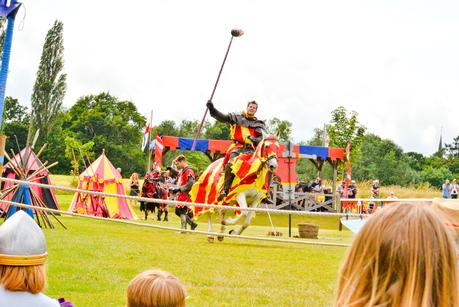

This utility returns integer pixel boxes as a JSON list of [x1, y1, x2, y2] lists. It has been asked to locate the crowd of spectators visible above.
[[442, 179, 459, 199]]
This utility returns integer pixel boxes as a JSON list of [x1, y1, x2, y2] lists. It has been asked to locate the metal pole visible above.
[[288, 141, 292, 238], [146, 110, 153, 172], [0, 1, 21, 176]]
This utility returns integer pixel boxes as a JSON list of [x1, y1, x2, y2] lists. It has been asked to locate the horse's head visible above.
[[260, 133, 279, 172]]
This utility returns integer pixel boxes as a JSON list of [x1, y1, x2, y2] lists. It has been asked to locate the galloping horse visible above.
[[189, 135, 279, 242]]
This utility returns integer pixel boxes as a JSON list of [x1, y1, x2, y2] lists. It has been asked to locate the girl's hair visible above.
[[130, 173, 139, 181], [127, 269, 186, 307], [335, 202, 458, 307], [0, 264, 46, 294]]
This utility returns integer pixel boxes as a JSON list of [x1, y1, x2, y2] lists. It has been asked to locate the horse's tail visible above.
[[189, 158, 224, 216]]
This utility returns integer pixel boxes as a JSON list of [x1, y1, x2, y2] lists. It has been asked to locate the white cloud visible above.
[[4, 0, 459, 155]]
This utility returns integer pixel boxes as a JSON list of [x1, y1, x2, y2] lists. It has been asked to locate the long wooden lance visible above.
[[191, 29, 244, 151]]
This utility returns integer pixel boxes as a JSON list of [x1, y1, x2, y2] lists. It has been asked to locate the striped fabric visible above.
[[230, 124, 257, 144], [190, 140, 271, 217]]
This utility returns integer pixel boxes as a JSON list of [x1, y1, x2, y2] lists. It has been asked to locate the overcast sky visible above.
[[6, 0, 459, 154]]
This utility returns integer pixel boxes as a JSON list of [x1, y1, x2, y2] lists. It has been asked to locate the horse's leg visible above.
[[227, 192, 249, 235], [207, 212, 214, 243], [232, 194, 258, 235], [218, 210, 226, 241]]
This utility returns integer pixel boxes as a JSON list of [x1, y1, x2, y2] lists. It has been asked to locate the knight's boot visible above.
[[187, 215, 198, 230], [219, 163, 235, 200], [263, 171, 275, 205], [164, 211, 169, 221]]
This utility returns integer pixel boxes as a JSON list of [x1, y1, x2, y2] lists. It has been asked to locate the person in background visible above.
[[442, 179, 451, 199], [387, 191, 398, 199], [347, 180, 357, 199], [129, 173, 140, 207], [335, 202, 458, 307], [451, 179, 458, 199], [310, 177, 323, 193], [0, 211, 72, 306], [369, 179, 380, 213], [127, 269, 186, 307], [169, 155, 198, 231]]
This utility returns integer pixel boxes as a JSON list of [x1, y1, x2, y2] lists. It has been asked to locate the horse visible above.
[[189, 135, 279, 242]]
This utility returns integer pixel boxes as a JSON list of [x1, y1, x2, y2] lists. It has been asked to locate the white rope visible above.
[[340, 198, 435, 202], [0, 199, 350, 248], [0, 177, 372, 217]]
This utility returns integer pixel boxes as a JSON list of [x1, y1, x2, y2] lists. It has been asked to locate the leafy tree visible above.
[[152, 120, 179, 137], [405, 152, 426, 172], [2, 97, 29, 152], [420, 166, 452, 188], [308, 128, 325, 146], [31, 20, 67, 142], [446, 136, 459, 159], [353, 134, 418, 185], [63, 92, 146, 175], [178, 120, 200, 138], [266, 118, 292, 142], [203, 120, 230, 140], [326, 106, 366, 156]]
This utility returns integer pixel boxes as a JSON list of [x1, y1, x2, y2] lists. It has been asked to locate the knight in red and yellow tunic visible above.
[[206, 100, 267, 200]]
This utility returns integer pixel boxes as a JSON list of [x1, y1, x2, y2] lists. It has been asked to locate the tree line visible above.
[[1, 20, 457, 188]]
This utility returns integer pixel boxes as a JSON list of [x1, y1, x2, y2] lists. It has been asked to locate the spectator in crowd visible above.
[[335, 202, 458, 307], [371, 180, 380, 198], [310, 177, 323, 193], [387, 191, 398, 199], [170, 155, 198, 231], [451, 179, 458, 199], [127, 269, 186, 307], [347, 180, 357, 199], [129, 173, 140, 207], [0, 211, 71, 306], [442, 179, 451, 199]]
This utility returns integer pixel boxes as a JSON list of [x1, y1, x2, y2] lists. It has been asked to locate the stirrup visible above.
[[218, 190, 228, 201]]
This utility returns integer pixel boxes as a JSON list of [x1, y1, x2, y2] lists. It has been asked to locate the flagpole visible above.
[[146, 110, 153, 172]]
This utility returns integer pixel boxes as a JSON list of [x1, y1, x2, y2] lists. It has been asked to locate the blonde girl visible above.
[[335, 202, 458, 307]]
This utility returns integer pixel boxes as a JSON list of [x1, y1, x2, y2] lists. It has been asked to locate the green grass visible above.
[[24, 175, 356, 306], [42, 216, 348, 306]]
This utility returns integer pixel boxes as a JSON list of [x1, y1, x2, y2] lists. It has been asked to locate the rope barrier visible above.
[[0, 177, 373, 217], [0, 199, 351, 248]]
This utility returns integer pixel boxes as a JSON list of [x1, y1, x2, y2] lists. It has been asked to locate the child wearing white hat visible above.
[[0, 210, 60, 307]]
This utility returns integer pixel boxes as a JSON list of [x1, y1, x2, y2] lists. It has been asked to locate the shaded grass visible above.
[[42, 216, 347, 306]]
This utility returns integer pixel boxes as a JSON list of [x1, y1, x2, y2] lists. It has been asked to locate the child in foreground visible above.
[[335, 202, 458, 307], [127, 269, 186, 307]]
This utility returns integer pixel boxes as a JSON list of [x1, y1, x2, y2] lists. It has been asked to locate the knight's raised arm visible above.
[[206, 100, 233, 123]]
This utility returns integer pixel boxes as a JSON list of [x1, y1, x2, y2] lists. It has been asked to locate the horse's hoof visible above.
[[229, 229, 235, 235], [207, 237, 214, 243], [217, 236, 224, 242]]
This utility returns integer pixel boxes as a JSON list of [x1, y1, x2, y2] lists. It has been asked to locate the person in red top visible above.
[[206, 100, 267, 200], [170, 155, 198, 231]]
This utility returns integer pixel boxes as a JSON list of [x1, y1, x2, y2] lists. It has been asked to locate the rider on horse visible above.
[[206, 100, 273, 203]]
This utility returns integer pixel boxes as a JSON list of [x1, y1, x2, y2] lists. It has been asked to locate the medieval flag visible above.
[[154, 136, 164, 167], [141, 113, 152, 151]]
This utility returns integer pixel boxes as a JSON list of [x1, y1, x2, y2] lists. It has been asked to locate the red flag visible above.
[[154, 136, 164, 167]]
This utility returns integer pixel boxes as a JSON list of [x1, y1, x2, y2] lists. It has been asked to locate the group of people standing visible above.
[[442, 179, 459, 199], [128, 155, 198, 231]]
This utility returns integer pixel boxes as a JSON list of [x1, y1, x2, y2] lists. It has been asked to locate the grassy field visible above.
[[3, 175, 439, 306]]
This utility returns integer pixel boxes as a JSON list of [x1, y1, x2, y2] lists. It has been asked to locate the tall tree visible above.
[[266, 118, 292, 142], [31, 20, 67, 142], [2, 97, 29, 152], [63, 92, 146, 175]]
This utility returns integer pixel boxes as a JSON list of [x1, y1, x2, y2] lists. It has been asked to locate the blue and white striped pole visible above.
[[0, 0, 21, 173]]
